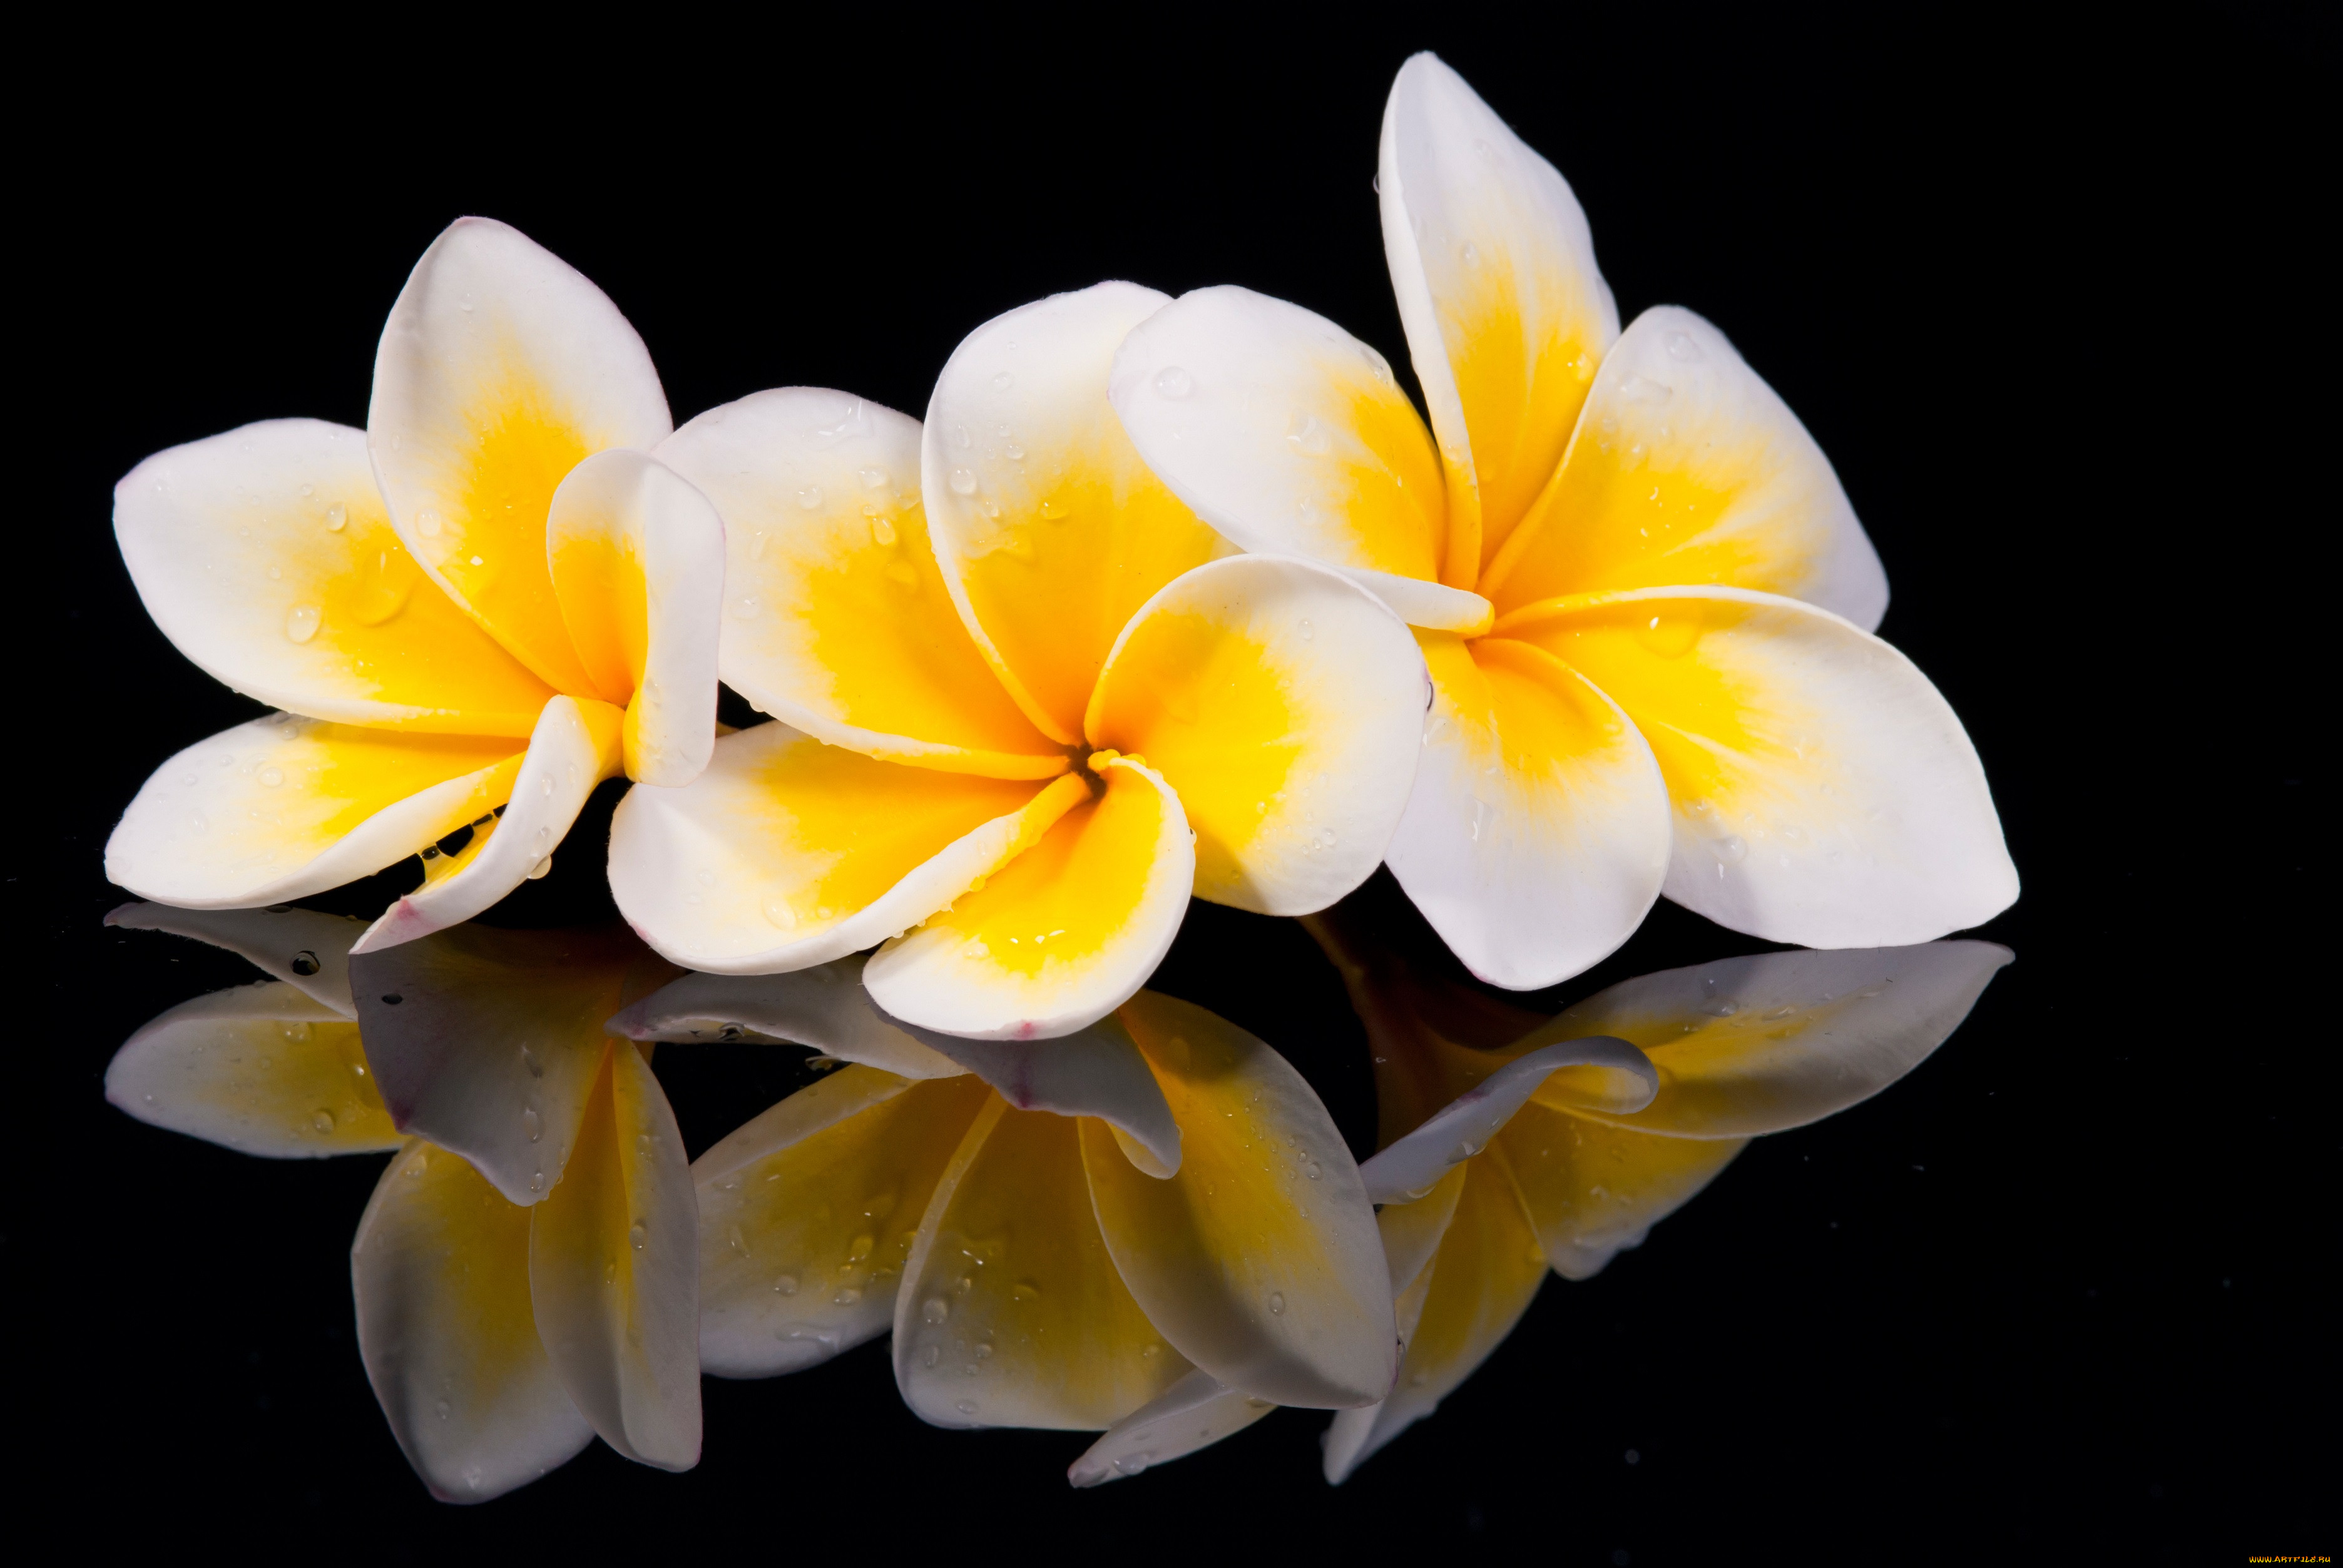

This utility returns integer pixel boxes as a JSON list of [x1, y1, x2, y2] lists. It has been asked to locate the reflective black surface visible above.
[[38, 14, 2326, 1562]]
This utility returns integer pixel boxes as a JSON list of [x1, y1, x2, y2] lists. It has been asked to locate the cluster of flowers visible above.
[[103, 56, 2016, 1501]]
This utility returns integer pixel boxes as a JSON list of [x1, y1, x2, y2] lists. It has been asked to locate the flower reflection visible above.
[[613, 965, 1392, 1459], [1303, 902, 2012, 1481], [106, 905, 698, 1502]]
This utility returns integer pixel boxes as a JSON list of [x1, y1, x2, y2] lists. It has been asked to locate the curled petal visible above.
[[1504, 588, 2018, 947], [1527, 940, 2015, 1138], [350, 924, 674, 1206], [1355, 1035, 1653, 1204], [106, 982, 400, 1157], [113, 419, 553, 735], [608, 721, 1078, 975], [864, 756, 1195, 1040], [894, 1096, 1193, 1430], [1386, 633, 1673, 989], [370, 217, 671, 693], [352, 1141, 593, 1503], [1499, 1103, 1747, 1280], [105, 901, 365, 1016], [1086, 554, 1427, 915], [656, 389, 1062, 775], [106, 713, 525, 910], [528, 1041, 701, 1470], [1322, 1155, 1546, 1482], [1375, 1163, 1469, 1301], [1380, 53, 1620, 577], [1110, 287, 1487, 630], [546, 449, 725, 785], [1067, 1368, 1277, 1487], [609, 958, 963, 1079], [921, 282, 1227, 743], [1483, 307, 1887, 629], [1081, 993, 1396, 1408], [894, 1008, 1182, 1178], [693, 1069, 991, 1377], [352, 695, 625, 954]]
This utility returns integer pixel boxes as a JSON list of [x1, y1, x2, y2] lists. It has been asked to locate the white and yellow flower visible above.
[[108, 219, 725, 952], [1305, 905, 2013, 1480], [611, 283, 1427, 1038], [106, 904, 702, 1501], [610, 965, 1395, 1465], [1110, 55, 2018, 989]]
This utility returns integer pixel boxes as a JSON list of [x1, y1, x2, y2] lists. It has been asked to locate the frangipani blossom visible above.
[[1305, 903, 2012, 1481], [105, 904, 702, 1500], [1111, 55, 2018, 988], [611, 283, 1428, 1039], [611, 967, 1396, 1457], [108, 219, 724, 952]]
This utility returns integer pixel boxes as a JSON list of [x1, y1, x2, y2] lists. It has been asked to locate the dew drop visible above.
[[948, 467, 978, 496], [416, 509, 442, 537], [795, 486, 824, 511], [630, 1221, 648, 1250], [834, 1286, 863, 1304], [1297, 618, 1314, 641], [773, 1273, 799, 1296], [1664, 330, 1704, 363], [436, 1399, 451, 1422], [1154, 366, 1194, 399], [289, 949, 320, 976], [922, 1296, 951, 1325], [523, 1106, 543, 1143], [1267, 1291, 1286, 1315], [283, 605, 322, 643], [991, 371, 1013, 390], [527, 855, 552, 881], [1709, 835, 1748, 864], [870, 515, 897, 546], [521, 1046, 544, 1078], [258, 766, 284, 787], [762, 897, 798, 930], [924, 1345, 940, 1368], [324, 503, 347, 531], [310, 1109, 336, 1133], [1286, 413, 1332, 456]]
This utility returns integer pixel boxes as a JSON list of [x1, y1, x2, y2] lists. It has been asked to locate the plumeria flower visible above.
[[105, 904, 702, 1500], [611, 283, 1427, 1039], [608, 965, 1395, 1469], [1303, 902, 2012, 1480], [108, 219, 725, 953], [1110, 54, 2018, 989]]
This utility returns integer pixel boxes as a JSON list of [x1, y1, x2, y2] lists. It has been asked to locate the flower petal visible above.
[[528, 1041, 700, 1470], [864, 756, 1195, 1040], [921, 283, 1228, 743], [349, 924, 674, 1206], [1497, 1102, 1747, 1280], [1066, 1368, 1278, 1487], [609, 958, 964, 1079], [693, 1068, 992, 1377], [114, 419, 555, 735], [1321, 1154, 1546, 1482], [106, 713, 527, 909], [1504, 588, 2018, 946], [1526, 940, 2014, 1138], [1380, 53, 1620, 578], [1482, 307, 1888, 628], [656, 389, 1063, 776], [892, 1009, 1182, 1178], [369, 217, 671, 693], [894, 1095, 1193, 1430], [607, 721, 1080, 975], [1109, 287, 1491, 631], [1385, 633, 1673, 989], [350, 695, 625, 954], [105, 982, 401, 1156], [1085, 554, 1427, 915], [1375, 1163, 1469, 1302], [1354, 1035, 1653, 1204], [104, 901, 365, 1016], [1081, 992, 1396, 1408], [544, 449, 724, 785], [352, 1141, 593, 1503]]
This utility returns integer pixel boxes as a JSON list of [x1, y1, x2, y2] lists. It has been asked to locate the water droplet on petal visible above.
[[289, 949, 320, 976], [310, 1109, 335, 1133], [1665, 330, 1704, 363], [1154, 366, 1193, 399], [991, 371, 1013, 390], [948, 467, 978, 496], [416, 509, 441, 537], [630, 1221, 648, 1250], [923, 1296, 951, 1324], [527, 855, 552, 880], [324, 503, 347, 531], [283, 605, 322, 643], [523, 1106, 543, 1143], [1267, 1291, 1286, 1315]]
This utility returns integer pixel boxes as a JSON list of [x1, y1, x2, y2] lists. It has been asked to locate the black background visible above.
[[29, 9, 2329, 1563]]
